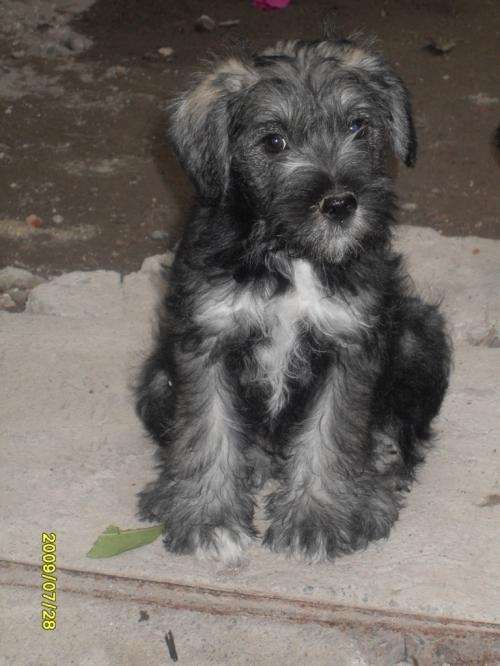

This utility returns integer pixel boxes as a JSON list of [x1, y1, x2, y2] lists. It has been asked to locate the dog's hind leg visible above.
[[372, 297, 452, 474], [137, 340, 256, 564]]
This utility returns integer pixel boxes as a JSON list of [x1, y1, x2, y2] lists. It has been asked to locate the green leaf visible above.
[[86, 524, 165, 558]]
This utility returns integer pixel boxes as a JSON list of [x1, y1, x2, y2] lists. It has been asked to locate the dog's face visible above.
[[171, 39, 417, 263]]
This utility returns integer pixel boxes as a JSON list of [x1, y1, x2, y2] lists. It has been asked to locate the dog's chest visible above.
[[196, 259, 368, 415], [243, 260, 366, 415]]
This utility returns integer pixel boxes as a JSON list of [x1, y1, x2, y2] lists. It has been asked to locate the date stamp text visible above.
[[41, 533, 57, 630]]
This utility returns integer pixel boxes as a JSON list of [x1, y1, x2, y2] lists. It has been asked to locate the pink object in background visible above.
[[253, 0, 291, 10]]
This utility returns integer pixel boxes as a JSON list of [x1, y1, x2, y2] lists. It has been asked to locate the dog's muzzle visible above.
[[320, 193, 357, 225]]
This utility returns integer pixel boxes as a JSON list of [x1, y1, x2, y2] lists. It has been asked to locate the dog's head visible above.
[[170, 37, 417, 263]]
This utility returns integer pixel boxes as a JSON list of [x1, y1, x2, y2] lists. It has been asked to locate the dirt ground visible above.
[[1, 0, 499, 276]]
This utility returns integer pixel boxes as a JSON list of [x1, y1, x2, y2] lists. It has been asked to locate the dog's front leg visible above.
[[138, 340, 255, 563], [264, 356, 401, 560]]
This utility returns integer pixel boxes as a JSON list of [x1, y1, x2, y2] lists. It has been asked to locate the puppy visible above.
[[136, 36, 451, 563]]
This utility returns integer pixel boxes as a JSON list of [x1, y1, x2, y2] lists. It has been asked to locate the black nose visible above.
[[320, 193, 357, 223]]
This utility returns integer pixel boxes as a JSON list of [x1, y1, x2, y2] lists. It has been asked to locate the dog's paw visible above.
[[191, 527, 253, 565], [263, 515, 349, 561], [264, 482, 401, 560], [161, 525, 253, 565], [264, 510, 396, 560], [138, 484, 253, 563]]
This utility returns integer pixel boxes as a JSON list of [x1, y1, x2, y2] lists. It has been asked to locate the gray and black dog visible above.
[[136, 36, 451, 563]]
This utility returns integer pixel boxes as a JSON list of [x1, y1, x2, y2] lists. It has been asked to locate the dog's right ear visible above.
[[169, 59, 258, 203]]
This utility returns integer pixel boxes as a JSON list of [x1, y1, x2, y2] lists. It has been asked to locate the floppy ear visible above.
[[169, 58, 258, 202], [328, 34, 418, 167], [382, 72, 417, 167]]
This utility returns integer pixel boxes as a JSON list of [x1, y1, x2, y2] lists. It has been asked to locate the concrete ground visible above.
[[1, 226, 499, 665]]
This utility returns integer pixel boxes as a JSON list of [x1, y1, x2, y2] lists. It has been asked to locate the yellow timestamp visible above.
[[41, 533, 57, 630]]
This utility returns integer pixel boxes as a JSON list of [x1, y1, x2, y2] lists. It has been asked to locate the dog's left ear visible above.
[[382, 72, 417, 167], [169, 58, 258, 202]]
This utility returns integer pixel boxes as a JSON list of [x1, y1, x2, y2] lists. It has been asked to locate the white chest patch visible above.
[[195, 259, 371, 416], [254, 260, 368, 415]]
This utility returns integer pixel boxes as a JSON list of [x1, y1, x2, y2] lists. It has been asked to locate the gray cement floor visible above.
[[1, 227, 499, 665]]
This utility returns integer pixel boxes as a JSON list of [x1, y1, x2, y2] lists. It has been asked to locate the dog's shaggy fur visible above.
[[136, 36, 451, 563]]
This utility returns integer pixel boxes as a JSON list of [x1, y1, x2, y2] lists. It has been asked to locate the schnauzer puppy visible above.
[[136, 36, 451, 563]]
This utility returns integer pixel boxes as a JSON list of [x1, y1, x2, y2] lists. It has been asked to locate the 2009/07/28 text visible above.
[[41, 533, 57, 630]]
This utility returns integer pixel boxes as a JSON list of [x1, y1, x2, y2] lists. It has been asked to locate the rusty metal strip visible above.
[[2, 559, 499, 641]]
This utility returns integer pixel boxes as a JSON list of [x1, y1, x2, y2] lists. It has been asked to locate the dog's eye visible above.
[[348, 118, 369, 136], [263, 134, 287, 154]]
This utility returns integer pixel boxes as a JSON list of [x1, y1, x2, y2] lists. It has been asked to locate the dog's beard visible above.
[[263, 197, 393, 264], [291, 207, 372, 263]]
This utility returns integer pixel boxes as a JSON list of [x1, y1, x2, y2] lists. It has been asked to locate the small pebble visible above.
[[219, 19, 240, 27], [151, 230, 169, 241], [401, 202, 418, 212], [195, 15, 216, 32], [68, 34, 87, 52], [8, 288, 28, 306], [423, 39, 456, 56], [105, 65, 127, 79], [26, 214, 44, 228], [158, 47, 174, 60], [52, 214, 64, 225]]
